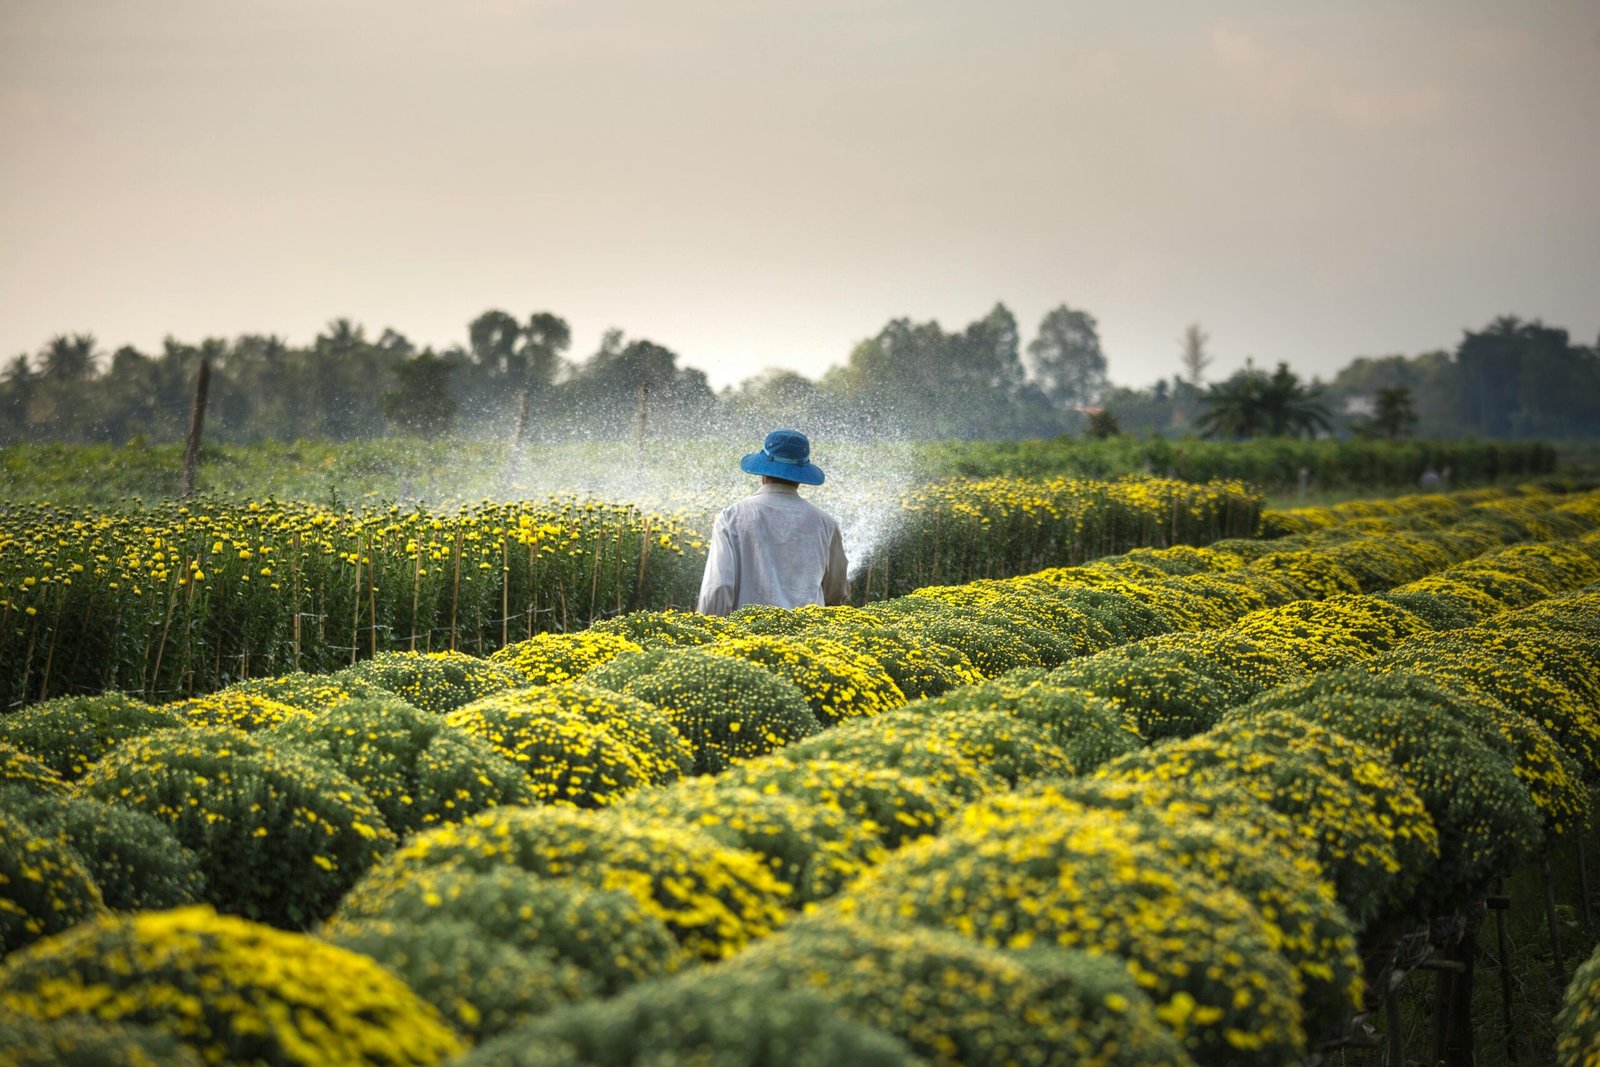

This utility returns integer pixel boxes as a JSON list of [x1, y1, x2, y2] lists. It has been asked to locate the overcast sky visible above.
[[3, 0, 1597, 391]]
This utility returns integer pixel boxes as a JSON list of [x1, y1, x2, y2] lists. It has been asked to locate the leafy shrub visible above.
[[0, 787, 204, 911], [883, 588, 1098, 664], [1229, 595, 1430, 673], [1378, 576, 1503, 630], [488, 630, 642, 685], [820, 624, 982, 700], [449, 683, 692, 793], [1248, 550, 1362, 598], [584, 649, 820, 775], [0, 905, 462, 1066], [809, 706, 1075, 789], [0, 693, 179, 780], [725, 602, 878, 637], [1103, 711, 1439, 925], [333, 650, 526, 714], [0, 743, 68, 796], [76, 726, 396, 927], [588, 609, 732, 648], [328, 863, 683, 995], [0, 810, 104, 957], [906, 674, 1143, 773], [622, 780, 882, 904], [779, 722, 1005, 802], [1231, 691, 1539, 912], [1008, 780, 1362, 1041], [864, 608, 1045, 678], [271, 697, 536, 832], [460, 968, 920, 1067], [701, 634, 905, 725], [227, 671, 393, 711], [359, 805, 790, 960], [1045, 584, 1176, 644], [721, 914, 1194, 1067], [1047, 643, 1242, 742], [1557, 939, 1600, 1067], [717, 755, 960, 850], [0, 1013, 205, 1067], [836, 799, 1306, 1067], [163, 691, 313, 733], [323, 919, 592, 1043]]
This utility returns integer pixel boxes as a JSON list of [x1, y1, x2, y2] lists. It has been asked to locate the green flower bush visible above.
[[779, 720, 1006, 801], [721, 914, 1195, 1067], [0, 810, 104, 957], [717, 755, 960, 850], [323, 919, 592, 1043], [621, 779, 882, 904], [836, 800, 1306, 1067], [805, 706, 1076, 789], [1047, 643, 1242, 742], [907, 674, 1142, 773], [1044, 584, 1176, 644], [1230, 691, 1539, 912], [460, 968, 920, 1067], [824, 624, 983, 700], [588, 609, 732, 648], [1378, 576, 1503, 630], [701, 634, 905, 724], [885, 588, 1095, 664], [328, 863, 683, 995], [333, 650, 526, 714], [0, 743, 68, 797], [0, 693, 179, 780], [1248, 549, 1362, 599], [488, 630, 643, 685], [864, 607, 1047, 677], [75, 726, 396, 927], [271, 697, 536, 833], [0, 1013, 205, 1067], [227, 672, 392, 711], [1008, 780, 1362, 1041], [450, 682, 692, 788], [0, 787, 204, 911], [1557, 939, 1600, 1067], [0, 906, 463, 1066], [724, 602, 877, 637], [162, 691, 312, 733], [1103, 711, 1439, 925], [584, 648, 820, 775], [1229, 595, 1430, 673], [359, 805, 790, 960]]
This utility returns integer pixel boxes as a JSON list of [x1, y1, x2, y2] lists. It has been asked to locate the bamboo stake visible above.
[[180, 359, 210, 498]]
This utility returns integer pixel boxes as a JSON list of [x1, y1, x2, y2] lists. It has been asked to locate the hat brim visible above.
[[740, 451, 825, 485]]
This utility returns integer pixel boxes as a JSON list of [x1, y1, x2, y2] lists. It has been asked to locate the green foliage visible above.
[[75, 726, 395, 928], [0, 906, 463, 1066], [163, 690, 313, 733], [584, 648, 820, 775], [360, 805, 791, 960], [914, 674, 1144, 772], [270, 696, 536, 833], [0, 742, 69, 797], [780, 721, 1006, 802], [716, 755, 960, 850], [323, 919, 590, 1043], [227, 672, 392, 710], [333, 651, 526, 715], [588, 609, 732, 648], [0, 1013, 205, 1067], [0, 693, 179, 780], [0, 786, 205, 911], [460, 967, 921, 1067], [328, 863, 683, 995], [0, 809, 104, 957], [487, 630, 643, 685], [1557, 939, 1600, 1067], [810, 706, 1076, 789], [622, 780, 882, 904], [700, 634, 906, 724], [723, 914, 1193, 1067]]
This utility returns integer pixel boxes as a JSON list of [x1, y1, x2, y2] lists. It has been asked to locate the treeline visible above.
[[1105, 316, 1600, 441], [2, 306, 1595, 446]]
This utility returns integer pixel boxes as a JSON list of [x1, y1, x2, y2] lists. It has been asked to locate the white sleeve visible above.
[[695, 512, 739, 616]]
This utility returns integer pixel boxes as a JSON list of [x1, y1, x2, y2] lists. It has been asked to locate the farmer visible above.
[[695, 428, 849, 615]]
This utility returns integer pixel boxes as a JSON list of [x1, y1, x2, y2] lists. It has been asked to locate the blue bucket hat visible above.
[[740, 428, 825, 485]]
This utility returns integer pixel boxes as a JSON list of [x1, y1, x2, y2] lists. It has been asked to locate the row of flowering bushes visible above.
[[0, 485, 1597, 1064], [0, 476, 1266, 705]]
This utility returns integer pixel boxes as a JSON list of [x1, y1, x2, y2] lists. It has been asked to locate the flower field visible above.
[[2, 483, 1600, 1064], [0, 476, 1263, 705]]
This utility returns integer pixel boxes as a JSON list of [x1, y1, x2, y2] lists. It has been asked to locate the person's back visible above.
[[696, 430, 849, 616]]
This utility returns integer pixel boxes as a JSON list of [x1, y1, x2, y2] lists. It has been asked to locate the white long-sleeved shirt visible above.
[[695, 482, 849, 616]]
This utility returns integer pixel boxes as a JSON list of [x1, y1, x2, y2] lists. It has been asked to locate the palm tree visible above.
[[1198, 361, 1331, 439]]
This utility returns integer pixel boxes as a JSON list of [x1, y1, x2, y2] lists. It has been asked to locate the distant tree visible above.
[[522, 312, 572, 390], [40, 334, 97, 383], [1453, 316, 1600, 438], [1179, 323, 1212, 386], [1086, 408, 1121, 439], [467, 310, 523, 380], [1198, 360, 1331, 439], [382, 351, 458, 438], [0, 354, 36, 441], [1367, 386, 1418, 439], [1027, 305, 1107, 410]]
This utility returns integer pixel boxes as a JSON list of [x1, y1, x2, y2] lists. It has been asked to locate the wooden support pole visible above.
[[1493, 882, 1518, 1063], [1543, 857, 1567, 977], [1579, 837, 1594, 937], [180, 358, 211, 498], [635, 382, 648, 474], [1385, 987, 1406, 1067]]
